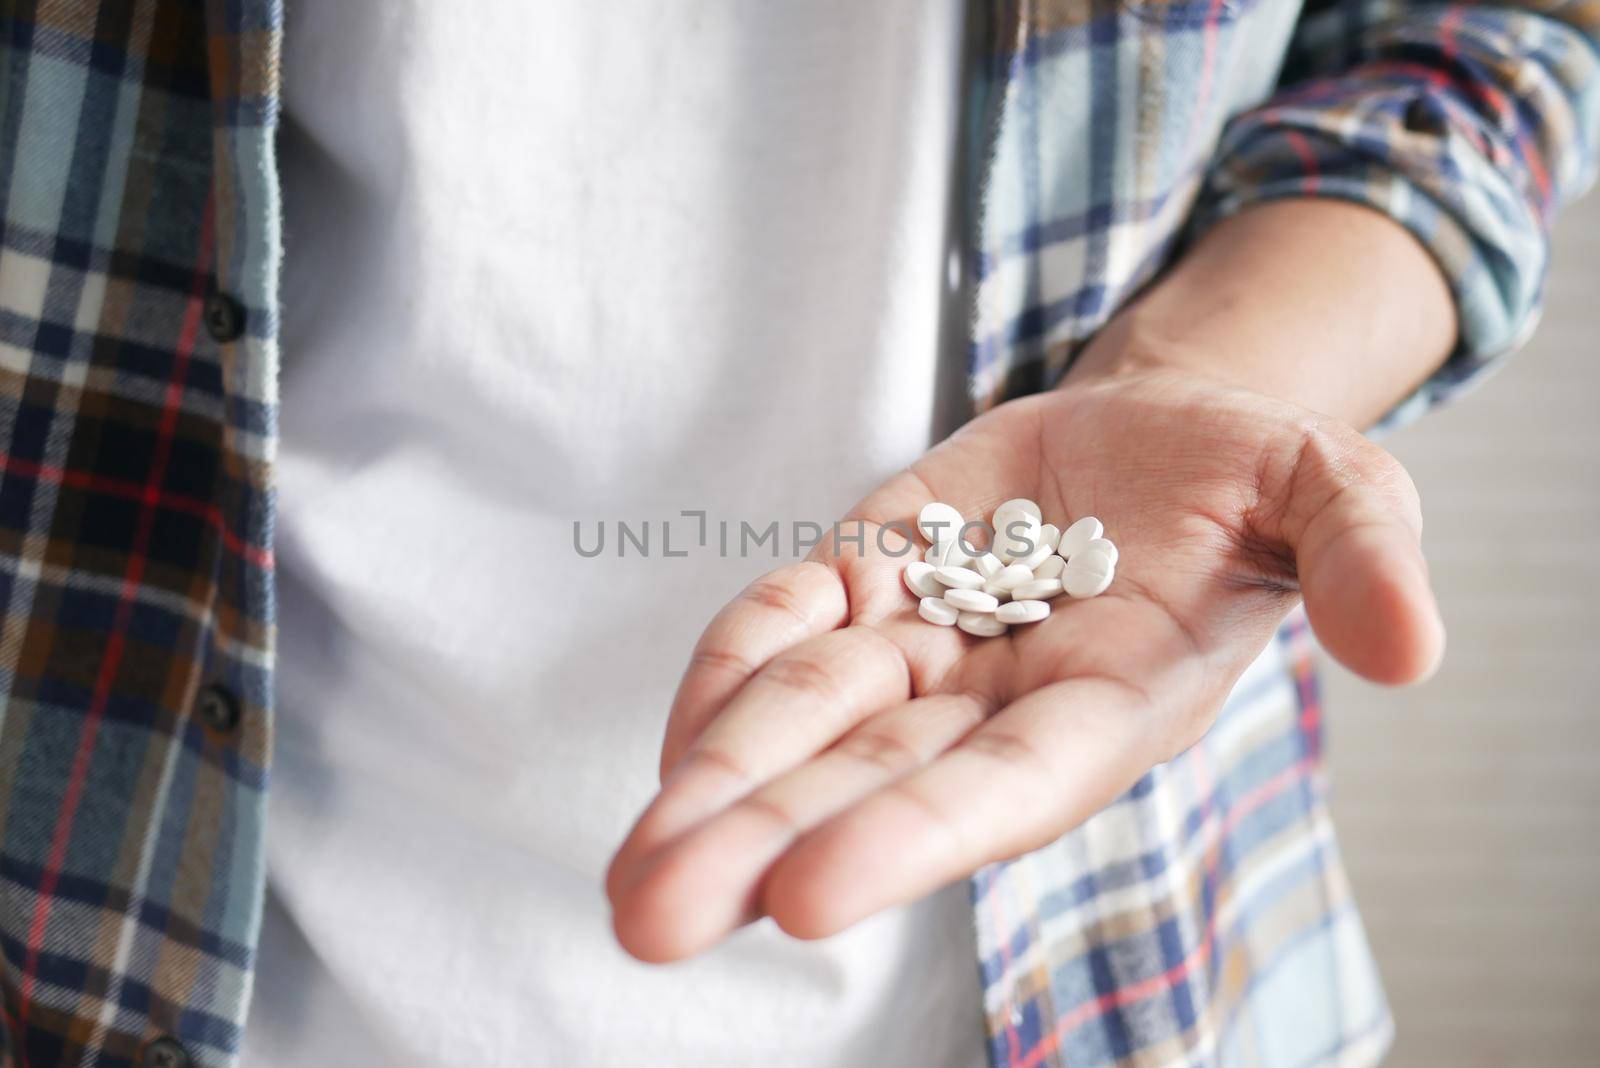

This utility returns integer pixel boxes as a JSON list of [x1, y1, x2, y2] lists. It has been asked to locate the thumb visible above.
[[1278, 424, 1446, 685]]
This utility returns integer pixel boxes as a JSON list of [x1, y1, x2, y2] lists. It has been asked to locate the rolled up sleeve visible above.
[[1192, 0, 1600, 429]]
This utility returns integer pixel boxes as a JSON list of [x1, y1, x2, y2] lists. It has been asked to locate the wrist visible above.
[[1062, 303, 1254, 400], [1064, 305, 1205, 384], [1058, 200, 1456, 427]]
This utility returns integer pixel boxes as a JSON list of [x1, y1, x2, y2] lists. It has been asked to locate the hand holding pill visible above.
[[607, 367, 1446, 963], [903, 498, 1115, 634]]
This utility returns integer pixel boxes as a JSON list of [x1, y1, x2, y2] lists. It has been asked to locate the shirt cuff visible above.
[[1190, 84, 1551, 432]]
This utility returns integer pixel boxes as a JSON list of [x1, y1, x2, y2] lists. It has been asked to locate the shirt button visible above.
[[196, 683, 241, 734], [203, 290, 246, 343], [138, 1036, 191, 1068], [1402, 96, 1447, 137]]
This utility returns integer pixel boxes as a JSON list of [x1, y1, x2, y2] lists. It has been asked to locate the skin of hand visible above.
[[605, 198, 1457, 963]]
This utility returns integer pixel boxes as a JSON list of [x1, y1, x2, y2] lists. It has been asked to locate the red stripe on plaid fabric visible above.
[[1438, 8, 1463, 81], [15, 196, 217, 1038], [1180, 0, 1227, 153], [1010, 751, 1320, 1068], [1288, 618, 1323, 762], [0, 453, 273, 569], [1520, 130, 1553, 207], [1428, 5, 1555, 205], [1284, 129, 1322, 195]]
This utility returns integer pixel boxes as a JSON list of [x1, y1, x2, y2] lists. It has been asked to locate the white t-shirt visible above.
[[247, 3, 985, 1066]]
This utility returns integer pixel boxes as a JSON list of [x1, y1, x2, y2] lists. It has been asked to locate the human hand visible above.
[[605, 366, 1444, 962]]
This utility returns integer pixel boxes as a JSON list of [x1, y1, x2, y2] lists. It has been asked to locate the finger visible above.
[[610, 693, 990, 962], [660, 562, 849, 781], [1279, 425, 1445, 685], [609, 625, 910, 900], [692, 626, 913, 785], [760, 674, 1151, 940]]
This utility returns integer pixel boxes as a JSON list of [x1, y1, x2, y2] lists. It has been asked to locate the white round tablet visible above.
[[944, 588, 999, 613], [918, 502, 965, 548], [992, 509, 1042, 563], [903, 561, 943, 598], [1057, 516, 1104, 560], [1011, 578, 1063, 601], [957, 611, 1007, 637], [1063, 552, 1114, 598], [996, 599, 1050, 624], [1016, 541, 1055, 571], [972, 552, 1004, 579], [926, 537, 972, 568], [993, 497, 1042, 520], [1083, 537, 1118, 566], [934, 566, 985, 590], [988, 563, 1033, 593], [918, 596, 960, 626]]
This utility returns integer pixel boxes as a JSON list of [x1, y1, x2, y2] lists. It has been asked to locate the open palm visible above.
[[606, 367, 1443, 962]]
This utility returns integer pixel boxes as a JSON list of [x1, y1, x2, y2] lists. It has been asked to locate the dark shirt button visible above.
[[196, 683, 241, 734], [1403, 96, 1447, 137], [138, 1036, 191, 1068], [203, 290, 246, 343]]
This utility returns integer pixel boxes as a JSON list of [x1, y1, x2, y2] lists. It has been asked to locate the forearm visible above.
[[1067, 198, 1457, 428]]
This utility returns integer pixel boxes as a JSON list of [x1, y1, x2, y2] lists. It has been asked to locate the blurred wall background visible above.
[[1324, 193, 1600, 1063]]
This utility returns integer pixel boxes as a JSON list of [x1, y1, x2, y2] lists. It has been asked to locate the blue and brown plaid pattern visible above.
[[972, 616, 1394, 1067], [0, 1, 280, 1064], [967, 2, 1598, 1065], [0, 0, 1594, 1065], [968, 0, 1600, 418]]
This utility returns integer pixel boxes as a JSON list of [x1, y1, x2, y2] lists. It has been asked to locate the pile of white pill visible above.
[[902, 499, 1117, 637]]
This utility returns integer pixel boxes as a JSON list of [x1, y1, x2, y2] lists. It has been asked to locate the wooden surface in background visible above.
[[1323, 191, 1600, 1065]]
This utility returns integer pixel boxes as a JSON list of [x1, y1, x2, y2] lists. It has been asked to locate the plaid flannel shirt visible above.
[[0, 1, 1594, 1065]]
